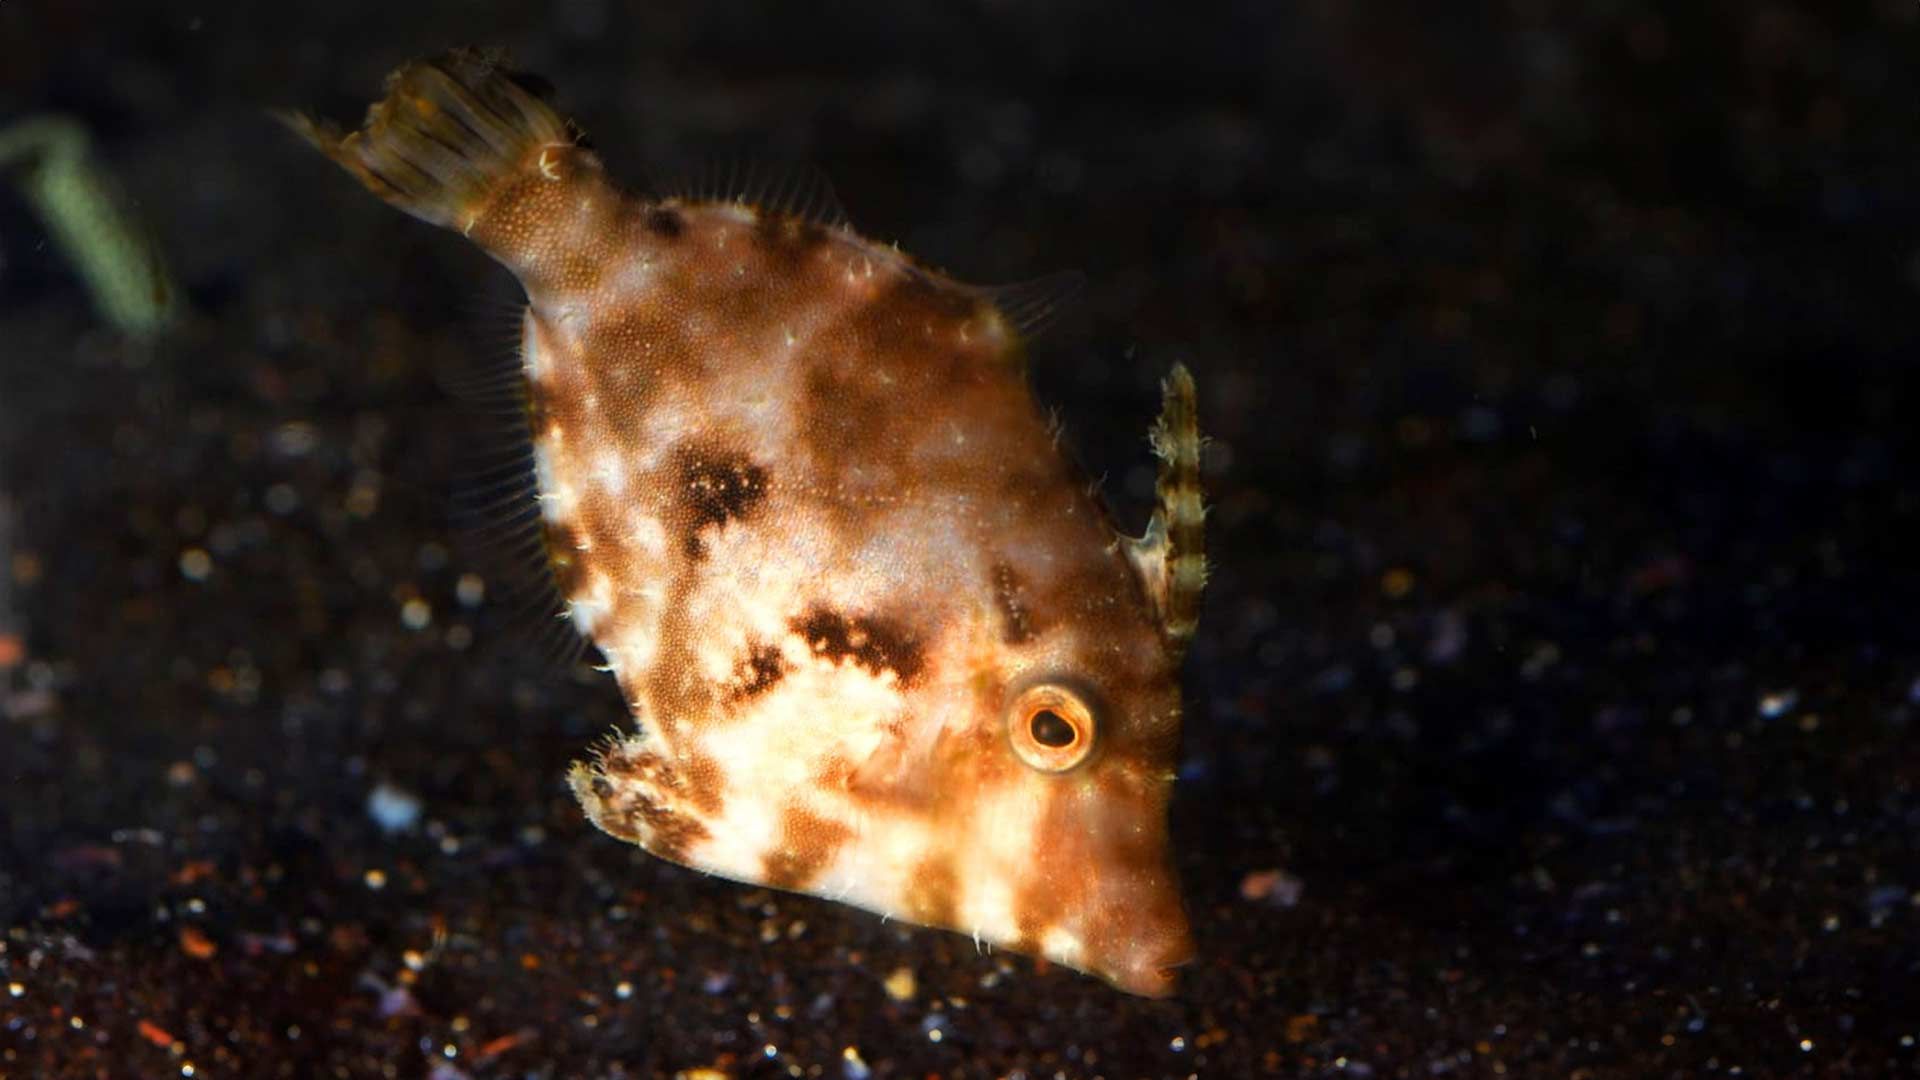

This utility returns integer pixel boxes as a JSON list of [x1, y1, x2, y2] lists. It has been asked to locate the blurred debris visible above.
[[366, 780, 424, 833], [0, 115, 180, 336], [0, 495, 21, 711], [1239, 867, 1304, 909], [176, 926, 217, 961], [881, 965, 917, 1002]]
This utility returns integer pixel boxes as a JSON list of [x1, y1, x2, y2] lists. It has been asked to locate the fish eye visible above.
[[1008, 684, 1096, 772], [1030, 708, 1075, 747]]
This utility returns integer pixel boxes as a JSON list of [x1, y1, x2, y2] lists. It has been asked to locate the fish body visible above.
[[300, 53, 1205, 996]]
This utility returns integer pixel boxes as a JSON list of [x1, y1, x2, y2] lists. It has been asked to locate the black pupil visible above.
[[1030, 708, 1076, 748]]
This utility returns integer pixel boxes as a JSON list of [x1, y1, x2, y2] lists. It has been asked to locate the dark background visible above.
[[3, 2, 1918, 1077]]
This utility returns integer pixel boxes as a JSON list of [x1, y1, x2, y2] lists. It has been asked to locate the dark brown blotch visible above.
[[725, 641, 787, 702], [672, 444, 769, 555], [791, 606, 925, 686], [644, 205, 685, 239]]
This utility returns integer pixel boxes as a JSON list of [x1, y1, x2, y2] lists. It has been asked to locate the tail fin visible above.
[[287, 50, 577, 234]]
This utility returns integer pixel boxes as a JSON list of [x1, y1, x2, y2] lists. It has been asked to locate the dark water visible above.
[[3, 3, 1918, 1077]]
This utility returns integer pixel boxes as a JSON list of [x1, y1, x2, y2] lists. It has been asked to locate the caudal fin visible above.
[[288, 50, 577, 234]]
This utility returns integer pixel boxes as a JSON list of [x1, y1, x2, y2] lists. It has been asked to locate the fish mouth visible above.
[[1100, 932, 1196, 998], [1059, 878, 1194, 997]]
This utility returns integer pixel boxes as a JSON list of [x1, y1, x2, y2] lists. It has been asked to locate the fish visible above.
[[295, 51, 1206, 997]]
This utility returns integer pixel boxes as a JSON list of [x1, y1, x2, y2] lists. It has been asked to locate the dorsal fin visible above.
[[669, 156, 850, 229], [977, 270, 1084, 340], [1121, 363, 1206, 656]]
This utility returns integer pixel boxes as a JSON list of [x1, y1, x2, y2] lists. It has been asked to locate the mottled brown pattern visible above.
[[724, 641, 786, 702], [585, 747, 711, 864], [901, 853, 959, 929], [642, 628, 712, 742], [676, 747, 728, 815], [836, 708, 1009, 816], [785, 282, 1006, 498], [1028, 766, 1189, 990], [759, 804, 853, 892], [791, 606, 924, 686], [639, 493, 723, 737], [798, 362, 904, 466], [841, 268, 982, 351], [307, 53, 1203, 998], [579, 306, 707, 401], [472, 154, 620, 296]]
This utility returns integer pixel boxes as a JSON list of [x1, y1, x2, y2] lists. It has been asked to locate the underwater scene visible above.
[[2, 3, 1917, 1077]]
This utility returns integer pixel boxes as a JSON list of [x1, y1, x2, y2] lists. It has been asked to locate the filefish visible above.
[[296, 52, 1206, 996]]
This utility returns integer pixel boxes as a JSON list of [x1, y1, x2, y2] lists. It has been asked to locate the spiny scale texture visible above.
[[301, 52, 1205, 996]]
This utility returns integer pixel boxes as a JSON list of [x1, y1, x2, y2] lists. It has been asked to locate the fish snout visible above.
[[1097, 906, 1194, 998], [1063, 863, 1193, 997]]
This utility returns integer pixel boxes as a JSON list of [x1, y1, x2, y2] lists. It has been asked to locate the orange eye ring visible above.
[[1008, 684, 1097, 773]]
